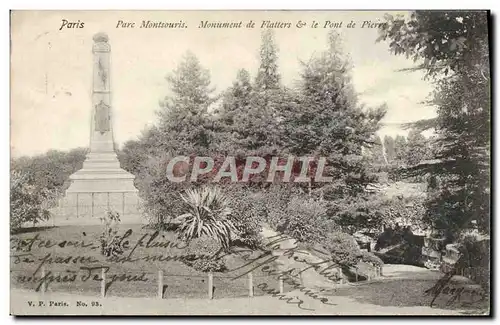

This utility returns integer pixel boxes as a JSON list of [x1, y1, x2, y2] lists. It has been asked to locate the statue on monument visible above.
[[97, 57, 107, 89], [95, 100, 110, 134]]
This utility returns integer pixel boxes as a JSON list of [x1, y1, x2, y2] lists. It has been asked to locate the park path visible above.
[[9, 287, 464, 316]]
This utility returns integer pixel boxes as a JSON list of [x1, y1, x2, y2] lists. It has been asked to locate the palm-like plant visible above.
[[174, 186, 237, 250]]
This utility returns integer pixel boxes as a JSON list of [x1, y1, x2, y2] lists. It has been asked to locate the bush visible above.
[[99, 210, 125, 258], [276, 197, 330, 244], [10, 171, 51, 232], [323, 231, 362, 267], [182, 236, 226, 272], [460, 234, 490, 268], [11, 148, 87, 194], [361, 251, 384, 267], [223, 185, 265, 249], [174, 186, 236, 250], [224, 184, 307, 246], [244, 184, 333, 244], [137, 154, 191, 228]]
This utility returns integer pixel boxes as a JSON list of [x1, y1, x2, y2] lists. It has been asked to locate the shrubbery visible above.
[[10, 171, 51, 232], [99, 210, 125, 258], [136, 154, 192, 228], [10, 148, 88, 231], [459, 234, 490, 269], [223, 185, 265, 249], [361, 251, 384, 267], [174, 186, 236, 250], [182, 236, 227, 272], [323, 231, 362, 267], [275, 197, 331, 243]]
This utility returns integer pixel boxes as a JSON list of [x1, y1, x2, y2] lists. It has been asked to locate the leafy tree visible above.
[[217, 68, 283, 155], [10, 147, 88, 230], [276, 31, 388, 236], [10, 171, 51, 231], [11, 148, 87, 194], [118, 126, 165, 177], [378, 11, 489, 79], [379, 11, 490, 237], [233, 30, 287, 154]]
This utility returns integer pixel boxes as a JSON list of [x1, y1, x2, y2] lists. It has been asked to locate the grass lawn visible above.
[[10, 224, 288, 299], [321, 265, 489, 312]]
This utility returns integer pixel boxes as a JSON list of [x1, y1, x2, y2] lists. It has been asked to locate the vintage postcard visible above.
[[10, 10, 491, 316]]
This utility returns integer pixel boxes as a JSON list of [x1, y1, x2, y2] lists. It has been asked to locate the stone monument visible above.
[[58, 33, 142, 225]]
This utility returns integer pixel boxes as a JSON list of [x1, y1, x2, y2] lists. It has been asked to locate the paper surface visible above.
[[10, 10, 490, 316]]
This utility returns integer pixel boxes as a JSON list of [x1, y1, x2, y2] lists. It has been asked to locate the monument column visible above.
[[90, 32, 114, 153], [59, 32, 141, 225]]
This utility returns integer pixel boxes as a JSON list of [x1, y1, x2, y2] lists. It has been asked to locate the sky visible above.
[[10, 10, 436, 157]]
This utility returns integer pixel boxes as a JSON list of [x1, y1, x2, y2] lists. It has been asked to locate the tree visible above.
[[157, 51, 217, 155], [10, 170, 51, 231], [379, 11, 490, 237], [216, 67, 281, 154], [11, 148, 88, 197], [118, 126, 164, 176], [255, 29, 281, 91], [10, 148, 89, 230], [122, 52, 218, 227], [216, 30, 291, 156], [405, 130, 431, 166], [284, 31, 386, 198], [217, 69, 253, 141], [364, 135, 386, 165], [384, 135, 396, 162], [394, 135, 408, 163], [279, 31, 387, 235]]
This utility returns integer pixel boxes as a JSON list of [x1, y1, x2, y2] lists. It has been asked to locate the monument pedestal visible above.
[[59, 152, 143, 225]]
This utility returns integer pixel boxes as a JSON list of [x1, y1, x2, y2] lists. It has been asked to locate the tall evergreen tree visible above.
[[157, 51, 217, 155], [255, 29, 281, 91], [214, 69, 253, 153], [379, 11, 490, 237], [122, 52, 218, 225], [284, 31, 386, 200], [218, 30, 290, 156]]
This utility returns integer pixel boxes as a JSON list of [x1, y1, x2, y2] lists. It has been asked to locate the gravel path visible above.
[[11, 287, 466, 316]]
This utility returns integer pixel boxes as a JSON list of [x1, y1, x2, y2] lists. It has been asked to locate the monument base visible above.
[[55, 152, 144, 225]]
